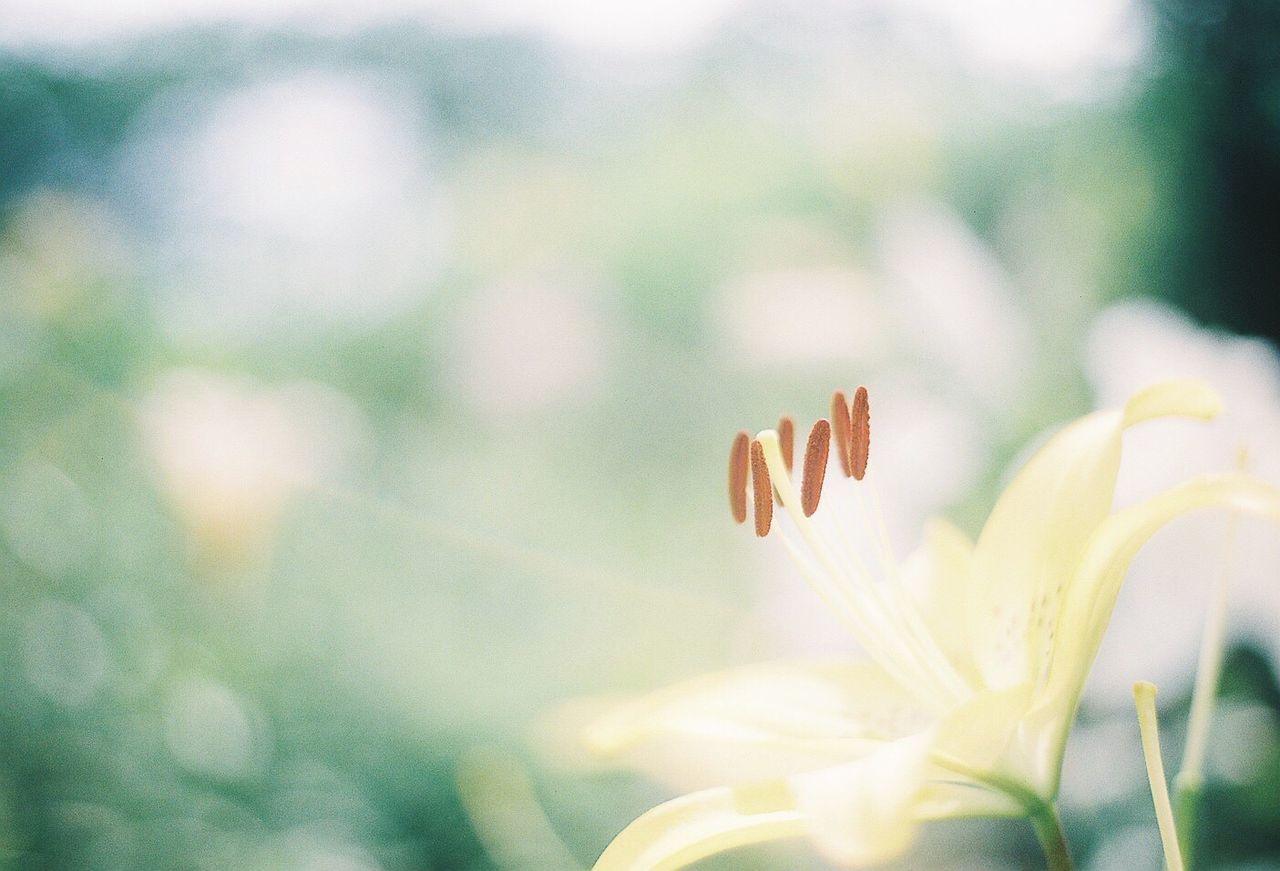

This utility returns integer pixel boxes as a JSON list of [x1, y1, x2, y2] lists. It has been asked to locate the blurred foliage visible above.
[[1137, 0, 1280, 343]]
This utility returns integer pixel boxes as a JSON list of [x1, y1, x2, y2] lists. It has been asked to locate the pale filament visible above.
[[727, 388, 974, 708], [758, 431, 970, 711]]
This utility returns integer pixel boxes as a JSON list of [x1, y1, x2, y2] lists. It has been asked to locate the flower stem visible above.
[[1172, 777, 1202, 870], [1028, 801, 1074, 871], [926, 754, 1073, 871]]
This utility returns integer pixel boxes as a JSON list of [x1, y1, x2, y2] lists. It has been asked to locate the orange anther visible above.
[[851, 386, 870, 481], [801, 419, 831, 517], [750, 439, 773, 536], [728, 431, 749, 524]]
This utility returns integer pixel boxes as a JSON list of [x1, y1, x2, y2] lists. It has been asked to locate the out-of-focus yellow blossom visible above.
[[584, 380, 1280, 869], [139, 368, 363, 573]]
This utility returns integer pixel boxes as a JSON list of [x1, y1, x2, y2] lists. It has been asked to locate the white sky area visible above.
[[0, 0, 1146, 77], [139, 71, 448, 332], [0, 0, 739, 53], [900, 0, 1144, 79], [182, 75, 420, 243]]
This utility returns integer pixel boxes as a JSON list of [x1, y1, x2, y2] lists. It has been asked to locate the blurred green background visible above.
[[2, 0, 1279, 868]]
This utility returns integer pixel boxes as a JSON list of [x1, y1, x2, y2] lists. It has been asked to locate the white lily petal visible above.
[[592, 736, 1022, 871], [592, 781, 807, 871], [793, 734, 932, 867], [1043, 473, 1280, 718], [902, 518, 977, 675], [934, 683, 1034, 774], [584, 661, 931, 788], [916, 777, 1023, 820], [968, 378, 1222, 691], [1005, 473, 1280, 798], [592, 733, 963, 870], [1121, 378, 1222, 427]]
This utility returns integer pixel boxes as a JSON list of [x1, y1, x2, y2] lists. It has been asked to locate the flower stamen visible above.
[[758, 431, 948, 704], [736, 389, 975, 708]]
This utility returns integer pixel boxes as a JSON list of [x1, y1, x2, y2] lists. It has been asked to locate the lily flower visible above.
[[583, 380, 1280, 869]]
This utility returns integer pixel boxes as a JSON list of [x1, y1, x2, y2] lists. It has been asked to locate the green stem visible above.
[[1028, 800, 1074, 871], [925, 754, 1073, 871], [1172, 775, 1201, 870]]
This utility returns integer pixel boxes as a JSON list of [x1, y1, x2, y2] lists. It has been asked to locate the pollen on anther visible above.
[[750, 439, 773, 537], [851, 385, 870, 481], [830, 391, 853, 478], [728, 431, 749, 524], [801, 418, 831, 517]]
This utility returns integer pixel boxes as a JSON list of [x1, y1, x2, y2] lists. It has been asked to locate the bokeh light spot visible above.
[[22, 599, 110, 708], [0, 460, 96, 578], [165, 677, 264, 781]]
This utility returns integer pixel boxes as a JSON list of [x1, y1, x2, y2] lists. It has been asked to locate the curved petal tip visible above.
[[1122, 379, 1222, 428]]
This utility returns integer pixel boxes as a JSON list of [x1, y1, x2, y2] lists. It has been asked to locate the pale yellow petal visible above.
[[591, 731, 1026, 869], [1025, 473, 1280, 796], [1046, 473, 1280, 705], [792, 734, 931, 867], [592, 782, 807, 871], [583, 660, 931, 788], [968, 379, 1222, 691], [915, 778, 1023, 820], [932, 683, 1033, 773], [902, 518, 977, 675], [1121, 378, 1222, 427]]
